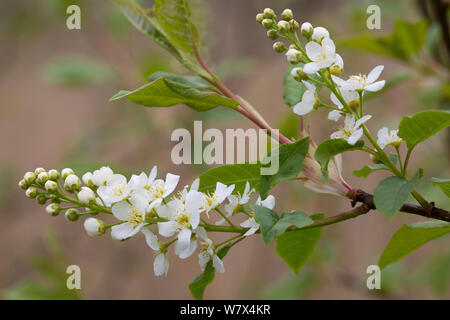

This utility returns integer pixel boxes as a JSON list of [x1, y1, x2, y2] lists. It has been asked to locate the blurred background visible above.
[[0, 0, 449, 299]]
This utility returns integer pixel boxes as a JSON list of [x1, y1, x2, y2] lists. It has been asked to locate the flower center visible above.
[[349, 74, 367, 87], [316, 48, 327, 61], [341, 125, 355, 137], [176, 210, 191, 228], [112, 182, 126, 197], [147, 181, 165, 199], [127, 206, 143, 227], [203, 193, 219, 209]]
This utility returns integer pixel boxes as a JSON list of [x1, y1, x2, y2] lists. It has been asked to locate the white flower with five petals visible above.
[[141, 228, 169, 276], [196, 227, 224, 273], [328, 90, 359, 121], [97, 173, 130, 207], [332, 65, 385, 92], [377, 127, 402, 149], [293, 81, 317, 116], [303, 38, 337, 74], [216, 182, 255, 226], [331, 114, 372, 145]]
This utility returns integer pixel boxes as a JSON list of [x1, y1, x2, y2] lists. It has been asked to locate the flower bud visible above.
[[273, 41, 287, 53], [285, 48, 302, 64], [78, 186, 95, 204], [277, 20, 290, 33], [18, 179, 28, 190], [45, 180, 58, 193], [82, 172, 94, 187], [26, 187, 38, 199], [263, 8, 276, 19], [48, 169, 60, 181], [262, 18, 273, 29], [65, 208, 80, 222], [281, 9, 293, 21], [64, 174, 81, 192], [312, 26, 329, 43], [290, 67, 308, 82], [256, 13, 264, 24], [37, 194, 48, 205], [330, 64, 342, 76], [24, 172, 36, 185], [301, 22, 313, 38], [49, 195, 61, 204], [267, 29, 278, 40], [37, 172, 50, 185], [46, 203, 60, 216], [83, 218, 105, 237], [348, 100, 360, 111], [34, 167, 46, 175], [61, 168, 74, 180], [289, 19, 299, 31]]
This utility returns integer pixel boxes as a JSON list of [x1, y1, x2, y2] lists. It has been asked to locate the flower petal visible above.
[[367, 65, 384, 83]]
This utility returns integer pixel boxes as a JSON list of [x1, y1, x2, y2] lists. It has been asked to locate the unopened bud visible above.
[[281, 9, 293, 21], [290, 67, 308, 82], [19, 179, 28, 190], [263, 8, 276, 19], [64, 174, 81, 192], [285, 48, 302, 64], [262, 18, 273, 29], [46, 203, 60, 216], [301, 22, 313, 38], [37, 172, 50, 185], [26, 187, 38, 199], [45, 180, 58, 193], [61, 168, 74, 180], [35, 167, 46, 175], [82, 172, 95, 187], [37, 194, 48, 205], [312, 26, 329, 43], [256, 13, 264, 24], [289, 19, 299, 30], [84, 218, 105, 237], [273, 41, 287, 53], [65, 208, 80, 222], [48, 169, 60, 181], [24, 172, 36, 185], [78, 186, 95, 204], [277, 20, 290, 33], [267, 29, 278, 40]]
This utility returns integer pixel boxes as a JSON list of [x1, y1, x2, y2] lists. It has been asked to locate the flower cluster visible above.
[[18, 166, 275, 277], [257, 8, 403, 151]]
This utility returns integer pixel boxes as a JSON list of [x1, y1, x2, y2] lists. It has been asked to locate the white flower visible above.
[[92, 166, 114, 187], [78, 186, 95, 204], [82, 172, 94, 186], [157, 189, 203, 253], [304, 38, 336, 74], [240, 217, 260, 237], [331, 114, 371, 145], [83, 218, 105, 237], [256, 195, 275, 209], [97, 173, 130, 207], [110, 194, 152, 240], [311, 26, 329, 42], [332, 65, 385, 92], [197, 228, 224, 273], [216, 182, 255, 226], [286, 48, 302, 63], [377, 127, 402, 149], [201, 182, 235, 214], [128, 166, 179, 203], [293, 81, 317, 116], [328, 90, 359, 121], [64, 174, 81, 191], [141, 228, 169, 276]]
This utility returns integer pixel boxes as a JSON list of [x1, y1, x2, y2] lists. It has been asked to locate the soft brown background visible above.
[[0, 0, 449, 299]]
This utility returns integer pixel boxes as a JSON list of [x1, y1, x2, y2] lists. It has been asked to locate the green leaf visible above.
[[431, 178, 450, 198], [374, 169, 423, 219], [154, 0, 199, 56], [275, 214, 323, 274], [379, 221, 450, 269], [259, 137, 310, 199], [111, 0, 181, 57], [189, 245, 231, 300], [110, 76, 239, 111], [197, 163, 261, 195], [148, 71, 211, 90], [393, 20, 427, 59], [315, 139, 364, 180], [398, 110, 450, 150], [353, 153, 398, 178]]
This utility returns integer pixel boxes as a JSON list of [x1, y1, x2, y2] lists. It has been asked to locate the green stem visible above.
[[215, 207, 235, 227], [215, 234, 243, 249]]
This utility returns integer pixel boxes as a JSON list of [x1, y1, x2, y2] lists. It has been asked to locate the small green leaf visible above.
[[315, 139, 364, 180], [275, 214, 323, 274], [197, 163, 261, 195], [379, 221, 450, 269], [259, 137, 309, 199], [252, 205, 280, 244], [374, 169, 423, 219], [398, 110, 450, 150], [154, 0, 199, 56], [431, 178, 450, 198], [148, 71, 211, 90], [188, 245, 231, 300], [110, 76, 239, 111]]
